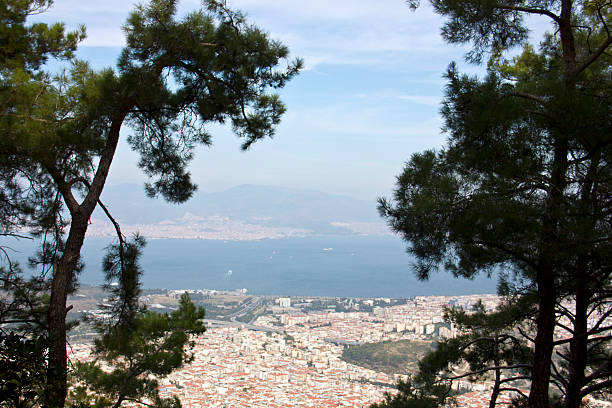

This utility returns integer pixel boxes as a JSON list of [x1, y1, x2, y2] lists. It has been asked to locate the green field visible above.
[[341, 340, 436, 375]]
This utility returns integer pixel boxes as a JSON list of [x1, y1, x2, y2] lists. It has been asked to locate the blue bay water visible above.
[[3, 235, 498, 298]]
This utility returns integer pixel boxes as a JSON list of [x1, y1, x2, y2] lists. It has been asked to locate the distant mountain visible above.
[[92, 184, 389, 237]]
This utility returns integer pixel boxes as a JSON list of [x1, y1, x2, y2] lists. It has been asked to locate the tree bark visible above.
[[565, 150, 601, 408], [559, 0, 577, 76], [528, 268, 557, 408], [564, 276, 588, 408], [528, 126, 569, 408], [528, 1, 577, 406], [44, 106, 130, 407], [489, 338, 501, 408], [45, 213, 89, 407], [528, 1, 580, 405]]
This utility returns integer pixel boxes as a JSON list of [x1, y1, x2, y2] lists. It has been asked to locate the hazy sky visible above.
[[36, 0, 551, 202]]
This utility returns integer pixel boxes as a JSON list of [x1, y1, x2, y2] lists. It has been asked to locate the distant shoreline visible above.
[[77, 283, 498, 300]]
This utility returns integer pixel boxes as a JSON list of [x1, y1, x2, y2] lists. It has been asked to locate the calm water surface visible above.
[[3, 235, 498, 298]]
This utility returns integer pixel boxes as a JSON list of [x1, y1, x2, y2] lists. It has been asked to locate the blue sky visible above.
[[37, 0, 551, 202]]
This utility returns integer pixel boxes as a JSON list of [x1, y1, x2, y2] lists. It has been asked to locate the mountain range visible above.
[[90, 184, 390, 239]]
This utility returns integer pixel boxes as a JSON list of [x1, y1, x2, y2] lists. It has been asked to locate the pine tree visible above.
[[70, 292, 206, 408], [378, 1, 611, 407], [0, 1, 301, 406]]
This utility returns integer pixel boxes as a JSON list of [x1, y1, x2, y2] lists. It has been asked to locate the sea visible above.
[[2, 235, 498, 298]]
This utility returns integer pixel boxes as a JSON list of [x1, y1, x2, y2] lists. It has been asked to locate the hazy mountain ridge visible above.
[[90, 184, 390, 239]]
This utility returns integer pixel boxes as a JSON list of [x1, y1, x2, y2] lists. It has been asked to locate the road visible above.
[[226, 296, 265, 323]]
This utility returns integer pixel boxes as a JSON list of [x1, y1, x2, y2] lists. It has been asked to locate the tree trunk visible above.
[[559, 0, 577, 76], [529, 125, 569, 408], [44, 108, 129, 406], [528, 269, 557, 408], [489, 339, 501, 408], [527, 0, 577, 405], [489, 379, 500, 408], [46, 213, 89, 407], [564, 152, 599, 408], [564, 276, 588, 408]]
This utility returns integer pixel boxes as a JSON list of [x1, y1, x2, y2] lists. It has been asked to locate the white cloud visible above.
[[31, 0, 554, 69], [230, 1, 451, 68], [31, 0, 454, 68]]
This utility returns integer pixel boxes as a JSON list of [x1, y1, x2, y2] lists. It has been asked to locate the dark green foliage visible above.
[[0, 0, 85, 71], [428, 302, 532, 402], [71, 293, 205, 408], [0, 332, 47, 408], [0, 261, 50, 408], [101, 235, 146, 325], [119, 0, 302, 202], [380, 1, 611, 407], [0, 261, 49, 331], [371, 300, 534, 408], [431, 0, 530, 64]]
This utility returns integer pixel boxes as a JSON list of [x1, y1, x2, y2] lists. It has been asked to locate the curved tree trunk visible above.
[[44, 108, 129, 407]]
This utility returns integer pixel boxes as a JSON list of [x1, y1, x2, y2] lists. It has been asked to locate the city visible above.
[[69, 290, 510, 407], [2, 0, 610, 406]]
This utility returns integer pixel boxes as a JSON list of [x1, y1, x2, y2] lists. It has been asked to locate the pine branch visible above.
[[440, 364, 531, 381], [584, 361, 611, 383], [467, 239, 539, 270], [580, 378, 612, 397], [587, 335, 612, 353], [43, 164, 79, 214], [556, 321, 575, 335], [494, 4, 561, 24], [498, 387, 528, 399], [556, 302, 576, 321], [591, 307, 612, 332], [0, 233, 33, 240], [573, 36, 612, 76], [499, 376, 532, 384], [517, 326, 535, 344], [550, 362, 569, 387], [123, 398, 154, 407], [509, 92, 547, 105]]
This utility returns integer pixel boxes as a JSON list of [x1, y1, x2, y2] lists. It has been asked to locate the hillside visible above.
[[89, 184, 389, 239], [341, 340, 436, 375]]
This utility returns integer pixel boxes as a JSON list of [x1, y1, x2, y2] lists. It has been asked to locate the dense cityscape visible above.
[[69, 291, 518, 407], [67, 288, 612, 407]]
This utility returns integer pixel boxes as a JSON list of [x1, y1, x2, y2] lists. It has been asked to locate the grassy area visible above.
[[341, 339, 435, 375]]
